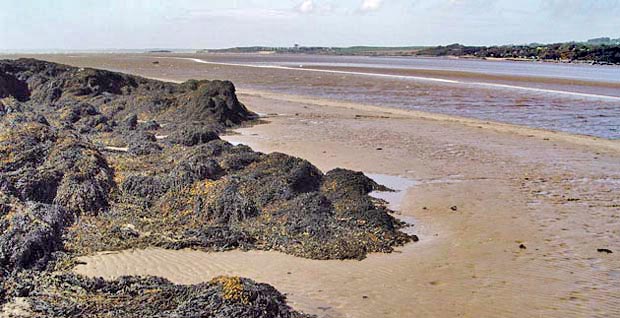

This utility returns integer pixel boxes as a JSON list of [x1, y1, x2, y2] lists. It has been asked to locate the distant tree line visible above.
[[416, 42, 620, 64], [198, 39, 620, 64], [586, 37, 620, 45]]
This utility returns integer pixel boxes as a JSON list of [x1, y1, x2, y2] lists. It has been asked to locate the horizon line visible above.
[[2, 37, 619, 54]]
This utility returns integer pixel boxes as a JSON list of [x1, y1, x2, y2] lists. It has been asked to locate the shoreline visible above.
[[161, 56, 620, 101], [4, 51, 620, 67], [156, 55, 620, 98], [133, 74, 620, 152], [236, 88, 620, 152], [185, 51, 620, 66], [137, 71, 620, 152]]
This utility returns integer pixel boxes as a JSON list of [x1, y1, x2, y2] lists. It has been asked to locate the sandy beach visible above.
[[6, 54, 619, 317]]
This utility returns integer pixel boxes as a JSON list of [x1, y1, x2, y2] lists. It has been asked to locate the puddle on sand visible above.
[[366, 173, 418, 235], [220, 129, 268, 150], [367, 173, 417, 211], [220, 135, 255, 148]]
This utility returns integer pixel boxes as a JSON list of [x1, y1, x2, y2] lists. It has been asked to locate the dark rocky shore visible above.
[[0, 59, 412, 316]]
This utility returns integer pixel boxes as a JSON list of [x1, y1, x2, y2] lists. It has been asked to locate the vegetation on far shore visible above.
[[415, 42, 620, 65], [198, 37, 620, 64]]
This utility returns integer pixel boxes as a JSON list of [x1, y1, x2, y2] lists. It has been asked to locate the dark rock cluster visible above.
[[74, 147, 410, 260], [18, 274, 310, 318], [0, 115, 114, 216], [0, 58, 413, 316]]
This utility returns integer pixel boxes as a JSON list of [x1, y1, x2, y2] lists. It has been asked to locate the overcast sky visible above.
[[1, 0, 619, 50]]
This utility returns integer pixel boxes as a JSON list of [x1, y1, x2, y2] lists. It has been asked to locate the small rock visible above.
[[450, 206, 458, 211], [519, 244, 527, 250], [597, 248, 613, 254]]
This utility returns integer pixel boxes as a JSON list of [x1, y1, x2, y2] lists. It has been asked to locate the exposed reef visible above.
[[0, 59, 413, 316]]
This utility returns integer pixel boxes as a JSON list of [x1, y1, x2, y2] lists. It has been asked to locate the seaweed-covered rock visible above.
[[0, 118, 114, 215], [169, 124, 220, 146], [120, 175, 166, 202], [167, 156, 224, 189], [78, 114, 111, 133], [0, 115, 57, 175], [0, 203, 73, 273], [0, 58, 256, 130], [322, 168, 390, 194], [0, 71, 29, 101], [126, 130, 161, 156], [42, 134, 114, 215], [59, 103, 100, 124], [207, 142, 262, 172], [92, 147, 410, 260], [26, 274, 311, 318], [198, 179, 261, 223], [179, 80, 255, 126], [229, 152, 324, 207], [0, 59, 139, 104]]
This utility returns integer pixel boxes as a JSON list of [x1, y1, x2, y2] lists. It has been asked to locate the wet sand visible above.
[[6, 54, 619, 317]]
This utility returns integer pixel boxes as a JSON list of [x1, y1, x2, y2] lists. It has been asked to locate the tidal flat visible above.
[[2, 54, 619, 317]]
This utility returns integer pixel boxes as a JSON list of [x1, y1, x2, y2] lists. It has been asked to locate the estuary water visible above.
[[177, 54, 620, 139]]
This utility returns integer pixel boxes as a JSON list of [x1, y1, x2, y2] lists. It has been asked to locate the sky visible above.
[[1, 0, 619, 51]]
